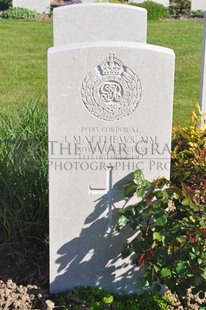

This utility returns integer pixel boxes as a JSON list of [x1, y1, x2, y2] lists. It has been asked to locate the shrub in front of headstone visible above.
[[117, 169, 206, 309], [117, 107, 206, 308], [0, 0, 11, 10], [130, 1, 169, 21], [190, 9, 204, 18], [2, 7, 37, 19], [169, 0, 190, 18], [171, 103, 206, 191]]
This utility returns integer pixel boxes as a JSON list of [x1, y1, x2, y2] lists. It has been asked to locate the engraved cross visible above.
[[89, 164, 120, 230]]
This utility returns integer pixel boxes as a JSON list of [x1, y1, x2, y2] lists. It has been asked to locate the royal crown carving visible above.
[[81, 54, 142, 121]]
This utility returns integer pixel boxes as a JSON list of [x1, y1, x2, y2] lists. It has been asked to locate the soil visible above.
[[0, 238, 57, 309], [0, 238, 205, 310]]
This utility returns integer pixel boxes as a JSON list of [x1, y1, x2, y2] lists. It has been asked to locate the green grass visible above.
[[0, 19, 52, 111], [0, 99, 48, 239], [147, 19, 204, 125], [0, 18, 204, 124]]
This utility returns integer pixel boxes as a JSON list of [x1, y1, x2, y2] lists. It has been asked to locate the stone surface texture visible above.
[[53, 3, 147, 46], [48, 41, 175, 294], [191, 0, 206, 11], [13, 0, 50, 13]]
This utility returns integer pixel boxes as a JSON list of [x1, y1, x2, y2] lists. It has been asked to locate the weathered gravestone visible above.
[[53, 3, 147, 46], [191, 0, 206, 11], [49, 41, 175, 293], [200, 12, 206, 113], [128, 0, 169, 7], [13, 0, 50, 13]]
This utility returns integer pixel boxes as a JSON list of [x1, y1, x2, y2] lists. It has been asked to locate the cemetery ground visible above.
[[0, 18, 206, 309]]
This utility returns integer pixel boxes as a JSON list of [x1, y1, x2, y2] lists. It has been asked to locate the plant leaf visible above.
[[153, 232, 165, 245], [124, 182, 136, 197], [182, 198, 190, 206], [118, 215, 128, 228], [134, 169, 145, 185], [155, 214, 167, 226], [161, 268, 171, 277], [155, 191, 164, 199]]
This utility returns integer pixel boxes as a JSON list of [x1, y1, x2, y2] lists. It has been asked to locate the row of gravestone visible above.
[[48, 3, 174, 293], [11, 0, 206, 15], [12, 0, 171, 15]]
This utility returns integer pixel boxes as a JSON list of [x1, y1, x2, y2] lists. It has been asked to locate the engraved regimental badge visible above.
[[80, 54, 142, 121]]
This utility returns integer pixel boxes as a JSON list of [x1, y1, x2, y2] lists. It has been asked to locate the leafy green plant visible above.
[[60, 286, 171, 309], [117, 167, 206, 308], [0, 99, 48, 240], [171, 103, 206, 193], [169, 0, 190, 19], [130, 1, 170, 21], [2, 7, 37, 19], [190, 10, 204, 18], [0, 0, 11, 10], [117, 106, 206, 308]]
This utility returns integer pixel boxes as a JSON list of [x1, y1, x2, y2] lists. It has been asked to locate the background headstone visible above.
[[53, 4, 147, 46], [191, 0, 206, 11], [200, 11, 206, 113], [13, 0, 50, 13], [128, 0, 169, 7], [49, 41, 175, 294]]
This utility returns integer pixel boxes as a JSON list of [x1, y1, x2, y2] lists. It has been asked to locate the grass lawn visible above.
[[0, 19, 52, 111], [0, 18, 204, 125], [147, 19, 204, 125]]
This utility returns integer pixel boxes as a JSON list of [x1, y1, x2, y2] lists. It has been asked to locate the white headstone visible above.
[[13, 0, 50, 13], [53, 4, 147, 46], [128, 0, 169, 7], [200, 12, 206, 113], [191, 0, 206, 11], [48, 41, 175, 294]]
